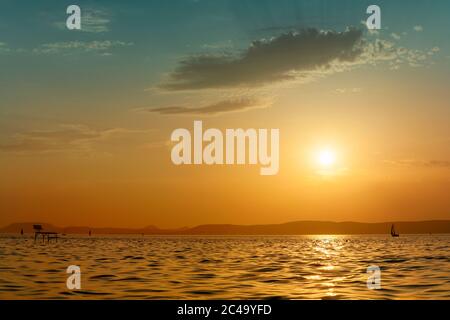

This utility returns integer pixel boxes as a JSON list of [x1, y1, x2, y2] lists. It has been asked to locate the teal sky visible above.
[[1, 0, 449, 116]]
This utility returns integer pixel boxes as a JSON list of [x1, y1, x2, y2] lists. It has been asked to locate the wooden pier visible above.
[[33, 225, 59, 243]]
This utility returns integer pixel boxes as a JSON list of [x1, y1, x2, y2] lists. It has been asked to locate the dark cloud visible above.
[[145, 97, 270, 115], [160, 28, 364, 91]]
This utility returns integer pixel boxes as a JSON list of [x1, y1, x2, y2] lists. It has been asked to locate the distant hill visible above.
[[1, 220, 449, 235], [179, 220, 450, 235], [0, 222, 167, 235]]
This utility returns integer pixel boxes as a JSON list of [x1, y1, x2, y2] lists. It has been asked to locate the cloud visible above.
[[54, 8, 111, 33], [33, 40, 133, 55], [384, 159, 450, 168], [333, 88, 362, 94], [159, 27, 436, 92], [391, 33, 401, 40], [361, 38, 434, 69], [201, 40, 234, 51], [150, 27, 438, 117], [0, 124, 153, 155], [1, 40, 132, 56], [160, 28, 365, 91], [413, 25, 424, 32], [430, 47, 440, 53], [0, 42, 11, 54], [80, 9, 111, 33], [142, 97, 271, 115]]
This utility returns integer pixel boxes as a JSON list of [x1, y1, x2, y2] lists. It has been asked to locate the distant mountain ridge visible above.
[[1, 220, 449, 235]]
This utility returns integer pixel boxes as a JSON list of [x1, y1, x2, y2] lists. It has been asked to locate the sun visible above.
[[317, 149, 336, 167]]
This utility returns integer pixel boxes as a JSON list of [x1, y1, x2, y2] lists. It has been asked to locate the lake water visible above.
[[0, 234, 449, 299]]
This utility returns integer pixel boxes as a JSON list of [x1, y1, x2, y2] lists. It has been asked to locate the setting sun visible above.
[[317, 149, 337, 167]]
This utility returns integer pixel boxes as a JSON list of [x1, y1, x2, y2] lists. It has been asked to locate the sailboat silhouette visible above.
[[391, 224, 400, 237]]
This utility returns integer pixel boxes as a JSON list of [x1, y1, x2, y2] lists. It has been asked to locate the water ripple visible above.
[[0, 234, 449, 299]]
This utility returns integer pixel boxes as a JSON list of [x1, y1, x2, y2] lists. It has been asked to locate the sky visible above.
[[0, 0, 449, 228]]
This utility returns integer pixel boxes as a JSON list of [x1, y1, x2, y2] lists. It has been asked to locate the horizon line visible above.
[[2, 219, 450, 230]]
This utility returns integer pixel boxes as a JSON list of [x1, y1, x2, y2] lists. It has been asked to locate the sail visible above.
[[391, 224, 399, 237]]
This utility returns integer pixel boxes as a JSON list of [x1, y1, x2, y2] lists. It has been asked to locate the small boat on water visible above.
[[391, 224, 400, 237]]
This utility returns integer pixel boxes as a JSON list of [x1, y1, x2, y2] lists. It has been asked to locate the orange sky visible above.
[[1, 2, 449, 228], [1, 68, 449, 228]]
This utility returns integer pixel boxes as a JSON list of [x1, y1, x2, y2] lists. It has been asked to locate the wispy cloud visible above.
[[201, 40, 234, 51], [33, 40, 133, 55], [362, 38, 436, 69], [141, 97, 271, 116], [333, 88, 362, 94], [0, 42, 11, 54], [0, 124, 153, 155], [391, 33, 401, 40], [54, 8, 111, 33]]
